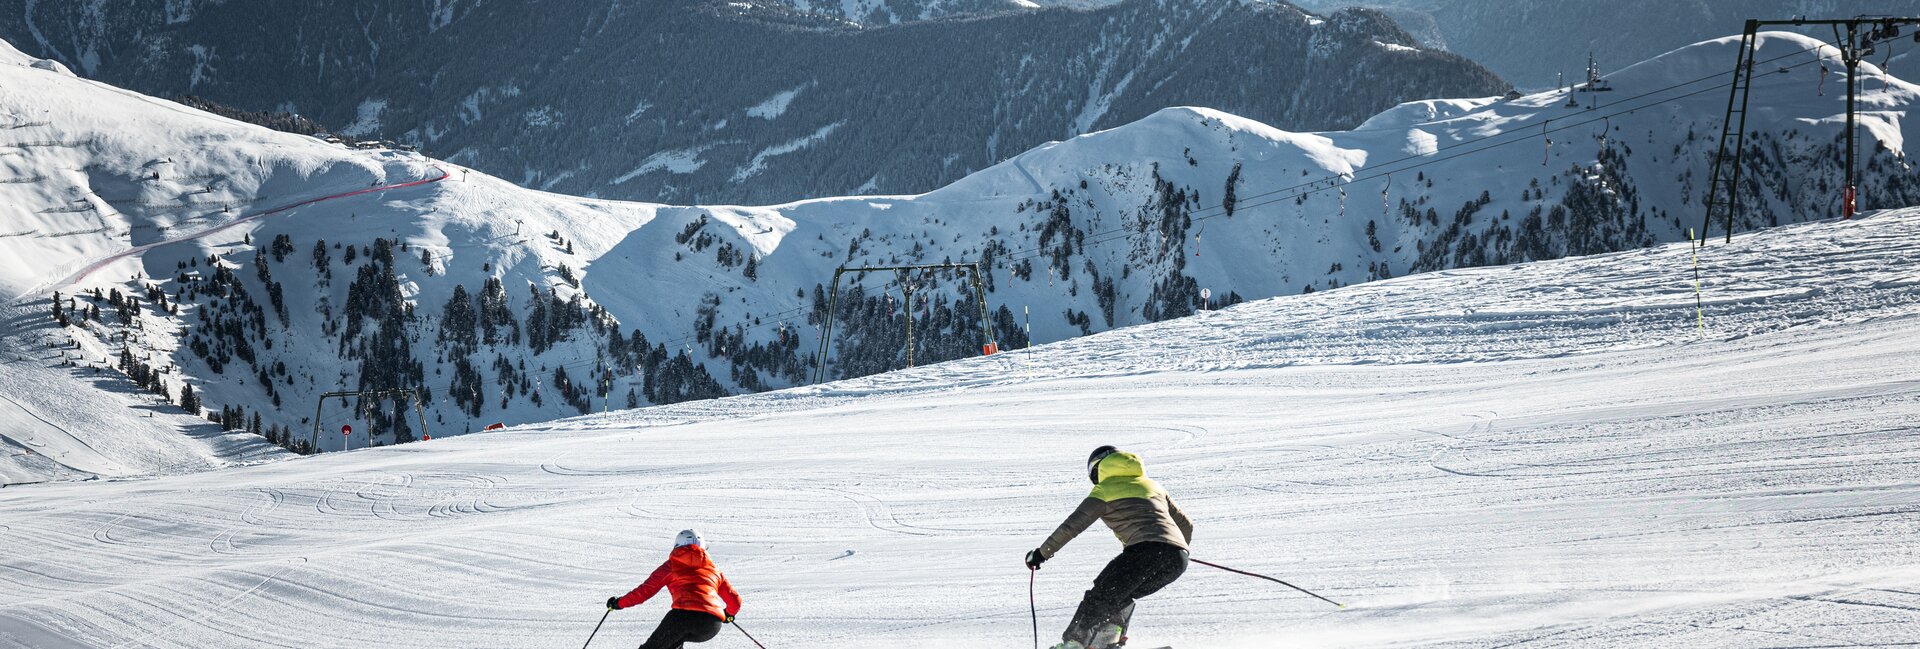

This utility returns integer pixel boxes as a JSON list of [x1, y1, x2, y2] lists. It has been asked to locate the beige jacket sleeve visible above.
[[1038, 497, 1107, 559], [1168, 497, 1194, 544]]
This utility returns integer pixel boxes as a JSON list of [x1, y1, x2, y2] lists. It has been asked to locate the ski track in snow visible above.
[[1, 210, 1919, 646], [14, 164, 450, 304]]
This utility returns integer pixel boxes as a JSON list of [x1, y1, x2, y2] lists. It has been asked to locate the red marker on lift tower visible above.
[[341, 424, 353, 452]]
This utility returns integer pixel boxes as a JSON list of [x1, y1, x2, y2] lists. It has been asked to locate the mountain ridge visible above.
[[0, 0, 1509, 204]]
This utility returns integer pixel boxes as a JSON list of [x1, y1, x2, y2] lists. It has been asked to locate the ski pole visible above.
[[732, 620, 769, 649], [1029, 567, 1040, 649], [1191, 559, 1346, 608], [581, 607, 611, 649]]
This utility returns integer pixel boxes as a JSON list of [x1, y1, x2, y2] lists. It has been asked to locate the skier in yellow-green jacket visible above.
[[1025, 446, 1193, 649]]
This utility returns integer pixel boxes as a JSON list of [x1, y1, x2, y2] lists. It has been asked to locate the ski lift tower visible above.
[[310, 388, 430, 453], [1700, 16, 1920, 243], [810, 262, 998, 384], [1580, 52, 1613, 92]]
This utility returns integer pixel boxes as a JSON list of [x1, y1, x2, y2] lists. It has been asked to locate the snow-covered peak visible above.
[[0, 37, 34, 64], [0, 38, 69, 75], [1620, 32, 1903, 92], [1354, 97, 1501, 131]]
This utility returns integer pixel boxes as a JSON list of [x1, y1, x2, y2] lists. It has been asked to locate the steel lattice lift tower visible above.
[[1700, 16, 1920, 244]]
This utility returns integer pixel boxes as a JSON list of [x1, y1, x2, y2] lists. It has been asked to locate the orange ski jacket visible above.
[[616, 544, 742, 619]]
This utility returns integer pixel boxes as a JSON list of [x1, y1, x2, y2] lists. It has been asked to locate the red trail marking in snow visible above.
[[21, 165, 449, 301]]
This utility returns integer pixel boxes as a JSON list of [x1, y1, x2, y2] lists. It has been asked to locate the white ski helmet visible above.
[[675, 529, 704, 548]]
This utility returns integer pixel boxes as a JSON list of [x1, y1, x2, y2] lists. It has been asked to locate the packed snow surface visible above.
[[3, 208, 1919, 647]]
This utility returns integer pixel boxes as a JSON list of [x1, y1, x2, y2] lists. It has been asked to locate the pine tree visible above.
[[478, 276, 514, 344], [1223, 162, 1242, 217], [526, 283, 550, 353], [440, 284, 479, 352]]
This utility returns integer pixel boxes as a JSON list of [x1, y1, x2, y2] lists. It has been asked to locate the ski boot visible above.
[[1088, 623, 1127, 649]]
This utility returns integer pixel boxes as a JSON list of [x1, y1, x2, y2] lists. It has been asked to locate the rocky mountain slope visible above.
[[1294, 0, 1920, 90], [767, 0, 1114, 24], [0, 0, 1508, 204]]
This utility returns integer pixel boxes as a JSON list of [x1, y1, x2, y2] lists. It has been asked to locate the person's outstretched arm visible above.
[[613, 561, 672, 610], [1037, 497, 1107, 560]]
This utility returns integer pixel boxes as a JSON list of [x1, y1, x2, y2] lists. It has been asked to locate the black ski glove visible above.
[[1025, 549, 1047, 570], [606, 596, 622, 610]]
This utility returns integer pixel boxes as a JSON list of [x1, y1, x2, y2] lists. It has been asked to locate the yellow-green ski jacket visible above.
[[1038, 451, 1193, 560]]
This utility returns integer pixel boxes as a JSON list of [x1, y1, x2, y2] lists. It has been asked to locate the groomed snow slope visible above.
[[3, 208, 1918, 648]]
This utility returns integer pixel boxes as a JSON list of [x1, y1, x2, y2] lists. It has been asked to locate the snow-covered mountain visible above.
[[1294, 0, 1920, 90], [4, 195, 1919, 647], [766, 0, 1119, 24], [3, 30, 1916, 480], [0, 0, 1508, 204]]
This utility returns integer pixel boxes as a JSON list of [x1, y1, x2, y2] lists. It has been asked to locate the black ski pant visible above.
[[1063, 541, 1189, 646], [637, 609, 723, 649]]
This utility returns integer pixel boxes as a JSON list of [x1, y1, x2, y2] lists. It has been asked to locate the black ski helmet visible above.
[[1087, 445, 1119, 484]]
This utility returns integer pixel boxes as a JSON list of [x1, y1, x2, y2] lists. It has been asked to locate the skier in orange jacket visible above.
[[607, 530, 743, 649]]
